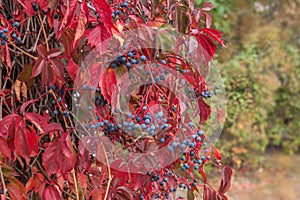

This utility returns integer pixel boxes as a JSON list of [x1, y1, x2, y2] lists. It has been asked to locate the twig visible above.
[[8, 42, 37, 60], [72, 169, 79, 200], [101, 141, 112, 200], [37, 11, 49, 51], [49, 89, 69, 128], [0, 165, 7, 196]]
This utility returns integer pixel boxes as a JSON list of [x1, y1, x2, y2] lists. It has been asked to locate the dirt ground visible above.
[[225, 151, 300, 200], [177, 150, 300, 200]]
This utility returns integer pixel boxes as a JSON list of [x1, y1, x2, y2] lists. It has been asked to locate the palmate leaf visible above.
[[99, 69, 117, 104], [31, 45, 64, 85], [198, 98, 211, 124], [6, 177, 26, 200], [0, 114, 38, 162], [201, 28, 225, 47], [25, 112, 63, 134], [43, 185, 62, 200], [42, 132, 77, 176]]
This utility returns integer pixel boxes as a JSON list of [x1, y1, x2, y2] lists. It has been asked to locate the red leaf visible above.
[[49, 59, 64, 77], [198, 98, 211, 124], [0, 139, 12, 159], [20, 99, 39, 114], [91, 0, 113, 32], [201, 28, 225, 47], [0, 90, 5, 97], [0, 114, 38, 162], [199, 166, 207, 183], [6, 177, 26, 200], [14, 123, 39, 161], [99, 69, 117, 104], [0, 44, 12, 75], [47, 48, 63, 59], [115, 186, 133, 200], [201, 2, 215, 11], [25, 112, 63, 133], [62, 30, 75, 56], [26, 173, 45, 194], [67, 58, 79, 82], [43, 185, 62, 200], [218, 166, 233, 194], [31, 46, 65, 85], [213, 146, 222, 161], [203, 187, 218, 200], [37, 45, 47, 59], [42, 133, 77, 176], [88, 63, 103, 87], [195, 33, 216, 62], [73, 1, 88, 45], [85, 24, 111, 52], [78, 172, 88, 191], [202, 12, 212, 28]]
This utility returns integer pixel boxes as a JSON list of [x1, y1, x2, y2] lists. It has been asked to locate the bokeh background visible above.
[[197, 0, 300, 199]]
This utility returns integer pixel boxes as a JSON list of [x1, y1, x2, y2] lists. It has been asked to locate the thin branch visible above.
[[101, 142, 112, 200], [0, 165, 7, 196], [72, 169, 79, 200], [8, 42, 38, 60], [37, 11, 49, 51]]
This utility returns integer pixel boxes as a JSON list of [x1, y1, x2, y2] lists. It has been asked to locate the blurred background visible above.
[[197, 0, 300, 199]]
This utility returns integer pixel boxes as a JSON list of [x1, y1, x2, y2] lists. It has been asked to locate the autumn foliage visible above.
[[0, 0, 232, 199]]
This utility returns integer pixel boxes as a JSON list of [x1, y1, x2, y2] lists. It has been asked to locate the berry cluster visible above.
[[0, 20, 22, 45], [112, 1, 131, 19], [0, 28, 8, 45], [109, 51, 147, 71]]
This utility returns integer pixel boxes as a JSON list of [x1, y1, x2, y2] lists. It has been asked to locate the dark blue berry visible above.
[[13, 22, 20, 28], [53, 110, 58, 115], [161, 60, 166, 64], [111, 63, 117, 68], [127, 52, 134, 57], [160, 74, 166, 80], [145, 119, 151, 124], [120, 3, 128, 7], [1, 40, 5, 45], [83, 84, 89, 90], [3, 28, 8, 33], [62, 110, 69, 117], [131, 59, 138, 64], [115, 10, 121, 15], [167, 146, 174, 152], [125, 62, 131, 68], [183, 163, 190, 169], [140, 55, 146, 61], [155, 76, 160, 82], [120, 56, 126, 63], [12, 33, 17, 38], [197, 130, 203, 136], [172, 142, 178, 148]]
